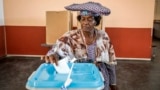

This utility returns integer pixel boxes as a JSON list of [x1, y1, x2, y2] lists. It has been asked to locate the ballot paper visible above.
[[53, 57, 70, 74]]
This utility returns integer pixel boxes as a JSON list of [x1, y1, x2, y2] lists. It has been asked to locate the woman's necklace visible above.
[[79, 29, 97, 60], [83, 30, 97, 45], [86, 36, 95, 45]]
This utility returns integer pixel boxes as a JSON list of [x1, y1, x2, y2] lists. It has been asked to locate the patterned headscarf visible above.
[[64, 1, 111, 16]]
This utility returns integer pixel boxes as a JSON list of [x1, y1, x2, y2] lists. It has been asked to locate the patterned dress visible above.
[[47, 29, 117, 90], [87, 42, 116, 90]]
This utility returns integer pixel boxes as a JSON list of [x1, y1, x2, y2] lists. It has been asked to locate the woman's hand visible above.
[[41, 55, 58, 65]]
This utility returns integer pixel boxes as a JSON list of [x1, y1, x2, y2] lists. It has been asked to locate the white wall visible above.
[[4, 0, 155, 29], [0, 0, 4, 25], [103, 0, 155, 28]]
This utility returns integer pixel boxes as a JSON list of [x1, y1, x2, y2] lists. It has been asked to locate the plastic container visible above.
[[26, 63, 104, 90]]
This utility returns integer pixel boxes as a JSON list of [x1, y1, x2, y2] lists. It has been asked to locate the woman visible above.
[[42, 2, 117, 90]]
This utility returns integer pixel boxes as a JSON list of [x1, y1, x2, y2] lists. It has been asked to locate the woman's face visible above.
[[80, 15, 96, 32]]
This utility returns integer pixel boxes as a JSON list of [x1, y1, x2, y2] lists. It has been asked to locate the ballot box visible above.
[[26, 63, 104, 90]]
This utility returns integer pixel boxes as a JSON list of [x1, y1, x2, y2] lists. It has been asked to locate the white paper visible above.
[[53, 57, 70, 74]]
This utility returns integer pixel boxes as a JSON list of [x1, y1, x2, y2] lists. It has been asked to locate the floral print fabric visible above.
[[47, 29, 117, 65]]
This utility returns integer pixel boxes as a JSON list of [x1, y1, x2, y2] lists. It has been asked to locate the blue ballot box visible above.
[[26, 63, 104, 90]]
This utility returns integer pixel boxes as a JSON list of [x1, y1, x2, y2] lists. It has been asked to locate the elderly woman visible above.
[[42, 2, 117, 90]]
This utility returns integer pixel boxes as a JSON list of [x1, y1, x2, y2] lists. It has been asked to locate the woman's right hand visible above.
[[41, 55, 58, 65]]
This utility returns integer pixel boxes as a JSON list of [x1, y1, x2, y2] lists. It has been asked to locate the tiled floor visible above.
[[0, 38, 160, 90]]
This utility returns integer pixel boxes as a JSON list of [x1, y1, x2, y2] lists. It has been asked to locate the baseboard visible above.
[[6, 54, 42, 57], [5, 54, 152, 61], [116, 57, 151, 61]]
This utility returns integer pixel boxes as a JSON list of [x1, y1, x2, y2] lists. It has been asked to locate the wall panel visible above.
[[5, 26, 49, 55], [106, 27, 152, 59], [0, 26, 5, 57]]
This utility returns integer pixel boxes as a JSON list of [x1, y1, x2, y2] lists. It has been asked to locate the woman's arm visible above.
[[41, 33, 75, 65]]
